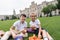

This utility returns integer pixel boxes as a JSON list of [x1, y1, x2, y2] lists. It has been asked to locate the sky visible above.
[[0, 0, 53, 15]]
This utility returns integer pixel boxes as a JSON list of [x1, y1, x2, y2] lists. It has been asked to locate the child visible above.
[[28, 13, 53, 40], [27, 13, 42, 38], [10, 14, 28, 40]]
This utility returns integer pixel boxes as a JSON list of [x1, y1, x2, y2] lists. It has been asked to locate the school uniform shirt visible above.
[[13, 20, 27, 31], [29, 19, 41, 28]]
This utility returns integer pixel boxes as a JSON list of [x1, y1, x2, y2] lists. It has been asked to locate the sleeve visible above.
[[24, 22, 27, 27], [37, 19, 41, 24], [13, 21, 18, 27], [29, 21, 31, 27]]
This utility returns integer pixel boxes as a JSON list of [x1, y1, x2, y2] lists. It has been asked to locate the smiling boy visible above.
[[10, 14, 28, 40]]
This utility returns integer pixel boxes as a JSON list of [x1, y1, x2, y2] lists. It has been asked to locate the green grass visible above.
[[0, 16, 60, 40]]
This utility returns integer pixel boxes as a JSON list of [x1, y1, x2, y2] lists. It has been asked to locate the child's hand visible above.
[[31, 25, 36, 30], [31, 27, 36, 30], [21, 30, 27, 34], [38, 34, 42, 39]]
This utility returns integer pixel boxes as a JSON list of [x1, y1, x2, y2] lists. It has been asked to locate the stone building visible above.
[[0, 9, 17, 20], [0, 0, 59, 20], [20, 0, 59, 17]]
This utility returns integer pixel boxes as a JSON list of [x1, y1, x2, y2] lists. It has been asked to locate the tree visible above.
[[48, 4, 57, 17], [1, 19, 3, 21], [5, 16, 9, 20], [12, 15, 17, 19], [42, 4, 57, 17], [48, 4, 57, 11], [42, 6, 51, 17], [56, 0, 60, 9], [56, 0, 60, 15]]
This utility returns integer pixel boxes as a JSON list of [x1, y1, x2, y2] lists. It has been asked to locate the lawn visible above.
[[0, 16, 60, 40]]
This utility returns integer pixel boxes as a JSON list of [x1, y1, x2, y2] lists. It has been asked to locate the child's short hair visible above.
[[30, 13, 37, 16], [20, 14, 26, 17]]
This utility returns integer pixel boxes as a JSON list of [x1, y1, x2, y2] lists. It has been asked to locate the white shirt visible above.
[[29, 19, 41, 28], [13, 20, 27, 31]]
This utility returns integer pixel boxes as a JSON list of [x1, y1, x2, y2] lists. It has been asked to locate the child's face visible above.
[[30, 13, 37, 21], [20, 16, 26, 23]]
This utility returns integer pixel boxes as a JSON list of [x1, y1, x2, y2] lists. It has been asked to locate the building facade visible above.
[[0, 0, 59, 20], [20, 0, 58, 17], [0, 9, 18, 20]]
